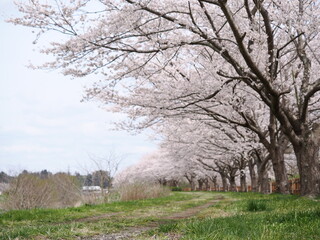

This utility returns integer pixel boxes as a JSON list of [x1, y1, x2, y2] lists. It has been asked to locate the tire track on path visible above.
[[81, 197, 223, 240]]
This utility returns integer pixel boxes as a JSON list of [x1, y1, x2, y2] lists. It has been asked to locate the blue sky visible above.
[[0, 0, 157, 174]]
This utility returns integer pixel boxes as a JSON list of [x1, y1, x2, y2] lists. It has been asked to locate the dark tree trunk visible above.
[[256, 158, 270, 194], [158, 178, 167, 186], [228, 176, 237, 192], [198, 179, 204, 191], [211, 176, 218, 190], [219, 172, 228, 192], [270, 146, 289, 194], [293, 131, 320, 197], [248, 158, 258, 192], [204, 178, 210, 191], [258, 169, 270, 194], [185, 174, 196, 191], [268, 116, 289, 194], [173, 180, 179, 187], [253, 149, 271, 194], [190, 181, 196, 191], [226, 166, 238, 192], [240, 170, 247, 192]]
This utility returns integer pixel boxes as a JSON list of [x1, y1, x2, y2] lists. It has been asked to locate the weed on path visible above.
[[81, 193, 223, 240], [2, 192, 318, 240], [0, 192, 218, 239]]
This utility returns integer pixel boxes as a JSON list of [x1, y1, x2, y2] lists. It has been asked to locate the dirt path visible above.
[[80, 198, 221, 240], [74, 212, 123, 223], [164, 198, 221, 220]]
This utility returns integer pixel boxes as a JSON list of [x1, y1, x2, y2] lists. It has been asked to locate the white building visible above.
[[82, 186, 101, 191]]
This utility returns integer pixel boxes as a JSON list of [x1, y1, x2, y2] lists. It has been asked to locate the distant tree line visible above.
[[0, 172, 13, 183], [80, 170, 110, 188], [0, 170, 110, 189]]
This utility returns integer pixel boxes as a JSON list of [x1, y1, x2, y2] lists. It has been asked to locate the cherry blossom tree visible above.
[[10, 0, 320, 196], [159, 117, 256, 192], [114, 150, 185, 186], [249, 147, 272, 193]]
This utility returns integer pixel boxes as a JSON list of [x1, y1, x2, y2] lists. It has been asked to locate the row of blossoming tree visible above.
[[11, 0, 320, 196]]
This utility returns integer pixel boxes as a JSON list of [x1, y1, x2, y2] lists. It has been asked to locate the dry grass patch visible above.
[[3, 173, 81, 210], [116, 182, 170, 201]]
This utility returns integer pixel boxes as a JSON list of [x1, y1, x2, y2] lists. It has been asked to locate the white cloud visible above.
[[127, 145, 157, 154], [0, 2, 158, 174], [33, 116, 68, 128], [0, 125, 45, 135], [77, 121, 100, 135], [0, 144, 63, 153]]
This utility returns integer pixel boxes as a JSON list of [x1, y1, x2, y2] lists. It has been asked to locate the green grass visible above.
[[182, 209, 320, 240], [0, 192, 212, 239], [171, 187, 183, 191], [246, 199, 268, 211], [158, 221, 179, 233], [1, 192, 320, 240], [178, 193, 320, 240], [0, 192, 192, 222]]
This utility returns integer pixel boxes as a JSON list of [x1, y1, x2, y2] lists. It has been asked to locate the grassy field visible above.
[[0, 192, 319, 239], [148, 193, 320, 240]]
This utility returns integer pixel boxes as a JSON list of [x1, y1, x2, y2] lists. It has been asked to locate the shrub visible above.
[[80, 192, 104, 205], [171, 186, 182, 191], [246, 200, 267, 212], [158, 222, 178, 233], [3, 173, 81, 210], [50, 173, 82, 208], [116, 182, 170, 201]]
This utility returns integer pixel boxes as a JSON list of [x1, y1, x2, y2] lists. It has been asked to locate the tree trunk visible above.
[[248, 159, 258, 192], [219, 172, 228, 192], [185, 175, 196, 191], [270, 146, 289, 194], [268, 115, 289, 194], [293, 133, 320, 197], [240, 171, 247, 192], [198, 179, 204, 191], [158, 178, 167, 186], [211, 177, 218, 190], [256, 158, 270, 194], [204, 179, 210, 191], [229, 176, 237, 192], [172, 180, 179, 187], [258, 170, 270, 194], [190, 181, 196, 191]]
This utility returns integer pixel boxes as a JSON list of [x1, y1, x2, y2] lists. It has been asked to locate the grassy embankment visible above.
[[0, 192, 213, 239], [149, 192, 320, 240], [0, 192, 319, 239]]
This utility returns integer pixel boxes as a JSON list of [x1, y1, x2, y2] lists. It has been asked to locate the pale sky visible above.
[[0, 1, 157, 174]]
